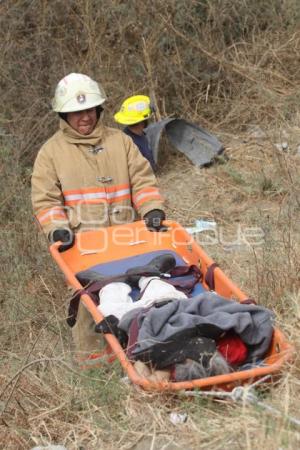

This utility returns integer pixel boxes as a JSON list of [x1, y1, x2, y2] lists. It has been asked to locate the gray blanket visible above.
[[119, 292, 274, 362]]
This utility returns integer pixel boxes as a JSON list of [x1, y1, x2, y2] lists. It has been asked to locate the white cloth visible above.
[[98, 282, 133, 320], [97, 277, 187, 320], [139, 276, 187, 303]]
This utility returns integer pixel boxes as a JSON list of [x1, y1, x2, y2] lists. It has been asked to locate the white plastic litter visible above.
[[31, 446, 67, 450], [169, 411, 188, 425], [275, 142, 288, 151], [185, 219, 217, 235], [120, 376, 131, 385], [184, 377, 300, 428]]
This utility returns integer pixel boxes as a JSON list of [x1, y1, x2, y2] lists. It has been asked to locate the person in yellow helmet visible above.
[[114, 95, 156, 171], [31, 73, 166, 366]]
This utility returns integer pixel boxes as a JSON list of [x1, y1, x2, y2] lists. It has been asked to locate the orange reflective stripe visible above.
[[64, 191, 106, 205], [63, 184, 130, 196], [133, 187, 163, 208], [64, 194, 131, 206], [63, 187, 105, 196], [63, 185, 131, 206], [135, 193, 162, 207], [106, 189, 131, 203], [37, 207, 67, 225], [108, 193, 131, 204], [105, 184, 130, 193]]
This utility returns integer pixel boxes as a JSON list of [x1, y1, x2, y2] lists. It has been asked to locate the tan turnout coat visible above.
[[31, 119, 164, 236]]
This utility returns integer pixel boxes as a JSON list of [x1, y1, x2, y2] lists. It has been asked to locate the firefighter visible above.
[[114, 95, 156, 171], [31, 73, 165, 365]]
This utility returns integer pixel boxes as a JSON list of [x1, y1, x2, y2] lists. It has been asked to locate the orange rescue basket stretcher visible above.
[[50, 221, 293, 392]]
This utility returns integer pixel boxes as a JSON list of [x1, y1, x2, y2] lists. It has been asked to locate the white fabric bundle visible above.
[[98, 277, 187, 320]]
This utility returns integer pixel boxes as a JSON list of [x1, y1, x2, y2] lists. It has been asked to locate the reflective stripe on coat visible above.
[[31, 119, 164, 236]]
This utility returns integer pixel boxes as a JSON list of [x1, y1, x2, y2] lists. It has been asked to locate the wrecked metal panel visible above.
[[145, 118, 223, 167]]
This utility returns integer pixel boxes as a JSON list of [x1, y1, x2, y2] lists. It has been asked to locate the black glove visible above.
[[49, 228, 75, 252], [95, 315, 128, 348], [143, 209, 166, 232]]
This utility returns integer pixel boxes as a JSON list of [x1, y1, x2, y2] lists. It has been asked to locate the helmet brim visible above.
[[53, 93, 106, 113], [114, 111, 151, 125]]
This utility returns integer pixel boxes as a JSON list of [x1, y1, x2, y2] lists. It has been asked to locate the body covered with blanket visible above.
[[119, 291, 274, 366]]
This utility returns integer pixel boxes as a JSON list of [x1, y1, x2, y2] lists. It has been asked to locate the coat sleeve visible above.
[[124, 135, 165, 217], [31, 145, 70, 237]]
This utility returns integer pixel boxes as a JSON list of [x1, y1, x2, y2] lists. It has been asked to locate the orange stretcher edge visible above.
[[50, 220, 294, 392]]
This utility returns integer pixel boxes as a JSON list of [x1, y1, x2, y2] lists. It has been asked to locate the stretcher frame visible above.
[[50, 221, 293, 392]]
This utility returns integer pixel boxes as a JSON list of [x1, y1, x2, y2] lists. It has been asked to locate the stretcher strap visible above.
[[68, 265, 202, 328], [205, 263, 219, 290]]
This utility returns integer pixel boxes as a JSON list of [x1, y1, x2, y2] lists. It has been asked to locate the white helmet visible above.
[[52, 73, 107, 113]]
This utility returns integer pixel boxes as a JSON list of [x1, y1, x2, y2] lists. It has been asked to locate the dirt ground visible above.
[[1, 124, 300, 449]]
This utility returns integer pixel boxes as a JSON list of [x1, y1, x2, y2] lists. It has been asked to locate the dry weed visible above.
[[1, 1, 300, 449], [1, 0, 300, 163]]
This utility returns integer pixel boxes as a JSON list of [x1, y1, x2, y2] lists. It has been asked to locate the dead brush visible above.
[[1, 1, 300, 163], [1, 1, 300, 449]]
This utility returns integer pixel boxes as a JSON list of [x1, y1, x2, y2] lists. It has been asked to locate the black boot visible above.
[[76, 269, 106, 285], [125, 253, 176, 286], [76, 253, 177, 286]]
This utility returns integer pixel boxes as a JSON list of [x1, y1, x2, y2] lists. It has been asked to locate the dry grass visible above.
[[1, 0, 300, 163], [1, 1, 300, 449], [1, 128, 300, 449]]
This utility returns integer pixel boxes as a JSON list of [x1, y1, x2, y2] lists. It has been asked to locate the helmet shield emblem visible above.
[[77, 93, 86, 104]]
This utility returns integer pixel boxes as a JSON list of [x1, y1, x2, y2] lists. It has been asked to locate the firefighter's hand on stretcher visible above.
[[49, 228, 75, 252], [143, 209, 167, 232]]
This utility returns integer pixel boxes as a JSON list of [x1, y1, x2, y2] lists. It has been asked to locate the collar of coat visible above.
[[59, 117, 104, 146]]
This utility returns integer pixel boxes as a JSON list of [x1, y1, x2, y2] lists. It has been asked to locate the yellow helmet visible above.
[[114, 95, 152, 125], [52, 73, 106, 113]]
